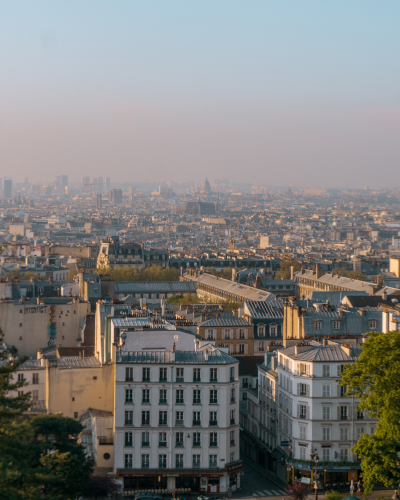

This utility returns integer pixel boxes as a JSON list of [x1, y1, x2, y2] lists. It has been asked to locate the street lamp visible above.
[[310, 448, 319, 500]]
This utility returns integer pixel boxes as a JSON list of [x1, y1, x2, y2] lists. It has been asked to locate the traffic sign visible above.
[[281, 441, 289, 447], [314, 473, 320, 480]]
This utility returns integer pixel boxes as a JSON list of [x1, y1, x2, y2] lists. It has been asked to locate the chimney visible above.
[[37, 296, 40, 305], [316, 263, 324, 279], [79, 271, 84, 298], [295, 342, 299, 355], [358, 309, 366, 316], [40, 355, 46, 367], [37, 348, 42, 360], [301, 266, 305, 275], [382, 289, 388, 301], [376, 274, 384, 290], [322, 337, 327, 346], [338, 308, 345, 316], [271, 356, 278, 370], [290, 266, 294, 281], [194, 338, 199, 351], [307, 298, 311, 308], [180, 266, 183, 278], [171, 342, 176, 361]]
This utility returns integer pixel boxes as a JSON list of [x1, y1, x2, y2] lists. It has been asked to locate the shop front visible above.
[[285, 460, 361, 488], [225, 461, 244, 492]]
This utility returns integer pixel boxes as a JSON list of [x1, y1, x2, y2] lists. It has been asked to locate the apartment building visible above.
[[197, 318, 254, 355], [114, 346, 243, 494]]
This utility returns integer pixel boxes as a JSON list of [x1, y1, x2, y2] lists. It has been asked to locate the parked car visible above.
[[134, 493, 163, 500]]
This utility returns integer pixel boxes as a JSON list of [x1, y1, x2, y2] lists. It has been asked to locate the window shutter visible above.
[[306, 385, 310, 397], [337, 385, 341, 398], [230, 330, 233, 340], [245, 329, 248, 339], [229, 344, 234, 354], [337, 406, 341, 420], [297, 383, 300, 396], [337, 365, 341, 376], [236, 344, 240, 354], [244, 344, 249, 355], [297, 404, 300, 418], [306, 365, 310, 376], [296, 363, 300, 375], [236, 329, 240, 340], [255, 341, 259, 351], [306, 406, 310, 419]]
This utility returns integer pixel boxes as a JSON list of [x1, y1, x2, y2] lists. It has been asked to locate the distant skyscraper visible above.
[[82, 176, 90, 191], [96, 193, 102, 209], [110, 188, 122, 204], [23, 177, 29, 184], [98, 177, 103, 191], [61, 175, 68, 188], [56, 176, 62, 191], [105, 177, 111, 190], [4, 179, 12, 199], [0, 178, 3, 192]]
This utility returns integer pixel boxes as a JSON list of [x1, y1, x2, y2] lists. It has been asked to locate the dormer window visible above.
[[333, 320, 340, 330], [315, 321, 322, 331], [258, 325, 265, 336], [270, 325, 277, 336], [369, 320, 377, 330]]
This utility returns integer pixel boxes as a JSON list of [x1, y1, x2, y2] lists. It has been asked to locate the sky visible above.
[[0, 1, 399, 187]]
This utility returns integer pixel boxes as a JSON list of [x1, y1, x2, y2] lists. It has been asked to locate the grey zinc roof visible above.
[[117, 348, 237, 365], [115, 281, 196, 294], [279, 344, 361, 361], [199, 317, 252, 327], [295, 269, 375, 292], [301, 308, 381, 336], [183, 272, 272, 302], [244, 300, 284, 319]]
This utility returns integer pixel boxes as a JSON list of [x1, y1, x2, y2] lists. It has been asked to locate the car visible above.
[[134, 493, 163, 500]]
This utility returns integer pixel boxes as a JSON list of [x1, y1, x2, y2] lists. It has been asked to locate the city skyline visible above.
[[1, 1, 400, 187]]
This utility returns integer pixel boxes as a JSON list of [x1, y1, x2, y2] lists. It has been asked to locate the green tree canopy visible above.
[[94, 266, 180, 282], [274, 258, 301, 280], [339, 331, 400, 493]]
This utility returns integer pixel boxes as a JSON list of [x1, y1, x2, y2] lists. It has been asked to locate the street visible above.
[[237, 462, 287, 499]]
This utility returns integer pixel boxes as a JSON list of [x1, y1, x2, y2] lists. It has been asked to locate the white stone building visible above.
[[114, 345, 243, 494]]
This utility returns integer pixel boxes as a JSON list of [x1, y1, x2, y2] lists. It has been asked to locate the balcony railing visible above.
[[175, 420, 184, 426], [99, 436, 114, 445], [125, 399, 133, 404], [209, 420, 218, 426], [193, 442, 201, 447], [176, 377, 184, 383], [159, 442, 167, 447], [176, 399, 184, 404], [176, 463, 184, 469], [176, 442, 184, 447], [193, 463, 201, 469], [193, 420, 201, 426], [209, 463, 218, 468], [159, 399, 167, 404], [230, 419, 235, 425], [125, 420, 133, 426], [230, 440, 235, 446], [193, 399, 201, 404], [210, 442, 218, 448], [141, 441, 150, 447]]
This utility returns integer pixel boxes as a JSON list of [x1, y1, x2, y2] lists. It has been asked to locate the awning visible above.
[[271, 448, 285, 461]]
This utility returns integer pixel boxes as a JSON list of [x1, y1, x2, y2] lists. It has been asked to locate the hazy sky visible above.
[[1, 1, 399, 187]]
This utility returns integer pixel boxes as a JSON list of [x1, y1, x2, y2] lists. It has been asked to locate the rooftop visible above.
[[117, 347, 237, 365]]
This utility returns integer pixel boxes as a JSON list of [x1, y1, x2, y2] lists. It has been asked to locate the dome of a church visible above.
[[201, 177, 211, 194]]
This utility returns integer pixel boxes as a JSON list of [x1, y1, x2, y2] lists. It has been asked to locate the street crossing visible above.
[[248, 489, 287, 497]]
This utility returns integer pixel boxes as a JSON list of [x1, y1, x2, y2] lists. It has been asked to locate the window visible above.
[[142, 454, 149, 468], [32, 373, 39, 384], [340, 427, 349, 440], [230, 388, 236, 403], [258, 342, 264, 352], [369, 320, 377, 330], [230, 452, 235, 462], [193, 411, 201, 426], [142, 411, 150, 426], [242, 378, 249, 388], [176, 411, 184, 425], [322, 406, 331, 420], [176, 389, 184, 404], [176, 367, 184, 382], [239, 329, 245, 339], [230, 367, 235, 381], [18, 391, 23, 397], [258, 326, 265, 336], [300, 425, 307, 440], [17, 374, 24, 382], [322, 385, 331, 398], [193, 432, 201, 447], [322, 365, 330, 377], [125, 389, 133, 403], [125, 454, 132, 468], [224, 328, 232, 339], [159, 411, 167, 425], [299, 447, 306, 460], [230, 409, 235, 425], [74, 412, 78, 419], [206, 329, 216, 340], [322, 427, 331, 441], [299, 405, 307, 419], [337, 364, 345, 375], [322, 448, 330, 461], [340, 385, 347, 397], [159, 432, 167, 447], [193, 455, 201, 468], [210, 368, 218, 382], [356, 427, 365, 439], [193, 368, 201, 382], [159, 389, 167, 404], [270, 325, 277, 336], [243, 392, 247, 401], [209, 411, 217, 426], [159, 367, 167, 382], [315, 321, 322, 330], [238, 344, 245, 354], [125, 432, 133, 446], [125, 411, 133, 425], [210, 390, 218, 404], [340, 406, 348, 420], [141, 432, 149, 447], [159, 455, 167, 468], [299, 363, 309, 376], [357, 410, 364, 420], [125, 367, 133, 381], [176, 454, 184, 468], [340, 448, 349, 461], [230, 430, 235, 445], [209, 455, 217, 468], [142, 367, 150, 382], [300, 383, 307, 396], [193, 389, 201, 404], [333, 320, 340, 330], [32, 390, 38, 401], [210, 433, 218, 447], [176, 432, 184, 447]]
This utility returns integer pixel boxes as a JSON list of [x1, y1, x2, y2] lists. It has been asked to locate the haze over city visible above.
[[1, 1, 400, 187]]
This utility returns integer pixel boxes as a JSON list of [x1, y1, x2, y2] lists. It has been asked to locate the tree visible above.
[[339, 331, 400, 494], [284, 482, 310, 500], [332, 267, 367, 280], [94, 266, 180, 282], [84, 474, 120, 500], [274, 258, 301, 280], [324, 491, 341, 500]]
